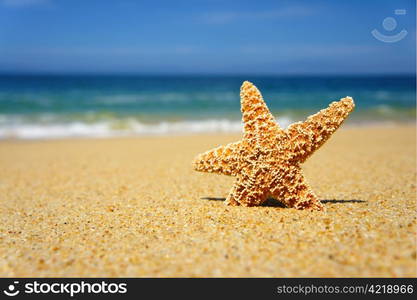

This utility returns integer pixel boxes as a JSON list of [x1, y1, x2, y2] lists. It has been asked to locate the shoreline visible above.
[[0, 120, 415, 142]]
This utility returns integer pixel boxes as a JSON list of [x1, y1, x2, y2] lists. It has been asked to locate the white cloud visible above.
[[201, 6, 316, 24], [240, 45, 377, 57], [0, 45, 203, 57]]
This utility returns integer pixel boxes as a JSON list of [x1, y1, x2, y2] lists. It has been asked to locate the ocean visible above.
[[0, 75, 415, 139]]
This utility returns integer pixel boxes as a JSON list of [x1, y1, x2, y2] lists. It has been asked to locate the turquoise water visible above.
[[0, 75, 415, 138]]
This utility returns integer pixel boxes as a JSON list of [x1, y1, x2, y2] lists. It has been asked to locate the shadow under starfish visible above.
[[200, 197, 366, 208]]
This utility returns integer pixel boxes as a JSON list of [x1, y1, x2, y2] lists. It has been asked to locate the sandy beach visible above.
[[0, 125, 415, 277]]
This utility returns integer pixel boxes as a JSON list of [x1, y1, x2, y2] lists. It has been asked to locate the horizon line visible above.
[[0, 72, 415, 77]]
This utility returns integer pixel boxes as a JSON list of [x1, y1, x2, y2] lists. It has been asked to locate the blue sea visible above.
[[0, 75, 415, 139]]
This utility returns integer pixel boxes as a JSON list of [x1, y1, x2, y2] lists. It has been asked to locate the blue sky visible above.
[[0, 0, 415, 74]]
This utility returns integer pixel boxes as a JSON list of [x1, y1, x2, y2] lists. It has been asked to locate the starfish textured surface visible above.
[[193, 81, 355, 210]]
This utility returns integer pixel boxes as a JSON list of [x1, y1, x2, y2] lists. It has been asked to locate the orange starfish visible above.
[[193, 81, 354, 210]]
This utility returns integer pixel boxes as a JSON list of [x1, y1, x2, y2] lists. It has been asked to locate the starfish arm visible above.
[[225, 171, 270, 206], [240, 81, 282, 140], [224, 183, 241, 206], [285, 97, 354, 162], [192, 141, 243, 176], [269, 165, 324, 211]]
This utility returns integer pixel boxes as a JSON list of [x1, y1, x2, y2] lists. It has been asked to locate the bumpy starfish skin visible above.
[[193, 81, 354, 210]]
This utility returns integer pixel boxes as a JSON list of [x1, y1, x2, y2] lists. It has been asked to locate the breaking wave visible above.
[[0, 117, 293, 140]]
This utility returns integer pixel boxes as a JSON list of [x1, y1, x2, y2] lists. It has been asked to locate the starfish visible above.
[[193, 81, 354, 211]]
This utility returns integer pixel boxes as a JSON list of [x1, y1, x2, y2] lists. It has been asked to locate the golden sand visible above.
[[0, 125, 416, 277]]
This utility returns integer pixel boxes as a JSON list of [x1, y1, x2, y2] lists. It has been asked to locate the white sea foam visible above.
[[0, 119, 232, 139], [0, 117, 294, 140]]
